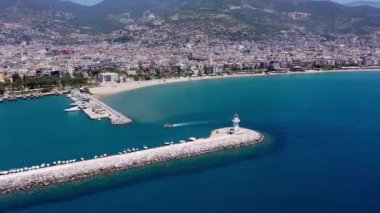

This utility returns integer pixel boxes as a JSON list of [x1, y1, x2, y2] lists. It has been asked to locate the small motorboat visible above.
[[64, 106, 80, 112], [163, 124, 174, 128]]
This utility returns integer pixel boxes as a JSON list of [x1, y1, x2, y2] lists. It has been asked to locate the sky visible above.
[[70, 0, 103, 6], [70, 0, 380, 6]]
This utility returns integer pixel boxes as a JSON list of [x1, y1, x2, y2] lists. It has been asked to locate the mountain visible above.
[[1, 0, 380, 44], [90, 0, 198, 17], [0, 0, 90, 44], [163, 0, 380, 40], [0, 0, 87, 16], [346, 1, 380, 8]]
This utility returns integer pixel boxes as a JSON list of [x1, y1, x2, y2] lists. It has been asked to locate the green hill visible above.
[[1, 0, 380, 42]]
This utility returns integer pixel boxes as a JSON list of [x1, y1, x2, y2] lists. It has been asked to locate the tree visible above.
[[81, 87, 91, 94], [0, 82, 5, 95], [12, 73, 22, 82]]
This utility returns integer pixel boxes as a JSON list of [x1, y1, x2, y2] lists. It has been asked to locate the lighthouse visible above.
[[232, 113, 240, 134]]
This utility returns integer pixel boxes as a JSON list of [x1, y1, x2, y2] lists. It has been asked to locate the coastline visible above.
[[89, 69, 380, 97]]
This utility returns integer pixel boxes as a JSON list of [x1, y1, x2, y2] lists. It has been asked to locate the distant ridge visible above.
[[69, 0, 103, 6], [1, 0, 380, 43], [346, 1, 380, 8]]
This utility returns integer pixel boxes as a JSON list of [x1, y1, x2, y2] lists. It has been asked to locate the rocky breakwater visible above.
[[0, 128, 264, 195]]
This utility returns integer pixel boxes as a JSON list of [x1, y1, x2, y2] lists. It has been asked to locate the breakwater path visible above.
[[0, 128, 263, 195]]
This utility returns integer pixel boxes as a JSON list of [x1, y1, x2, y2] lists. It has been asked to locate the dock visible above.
[[69, 91, 132, 125], [0, 127, 264, 195]]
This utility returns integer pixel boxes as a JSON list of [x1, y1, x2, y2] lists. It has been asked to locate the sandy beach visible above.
[[90, 69, 380, 97]]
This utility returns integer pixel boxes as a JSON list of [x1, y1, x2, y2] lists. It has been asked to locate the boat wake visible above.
[[171, 120, 214, 128]]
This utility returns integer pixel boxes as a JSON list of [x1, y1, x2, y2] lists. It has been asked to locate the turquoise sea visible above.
[[1, 72, 380, 212]]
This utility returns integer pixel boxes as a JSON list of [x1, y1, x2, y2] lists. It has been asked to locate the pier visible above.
[[69, 91, 132, 125], [0, 127, 264, 195]]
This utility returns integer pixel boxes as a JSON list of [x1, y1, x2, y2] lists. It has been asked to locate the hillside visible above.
[[163, 0, 380, 40], [0, 0, 380, 43]]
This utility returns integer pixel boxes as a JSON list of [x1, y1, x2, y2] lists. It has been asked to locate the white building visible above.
[[98, 72, 119, 83], [232, 113, 240, 134]]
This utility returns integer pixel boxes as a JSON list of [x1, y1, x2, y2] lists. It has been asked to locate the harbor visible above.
[[0, 115, 264, 195], [0, 91, 69, 103], [67, 90, 132, 125]]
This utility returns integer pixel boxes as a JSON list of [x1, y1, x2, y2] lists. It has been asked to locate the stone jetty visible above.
[[0, 127, 263, 195], [69, 90, 132, 125]]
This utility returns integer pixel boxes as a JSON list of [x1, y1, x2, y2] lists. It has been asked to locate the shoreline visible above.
[[89, 69, 380, 97], [0, 128, 264, 195]]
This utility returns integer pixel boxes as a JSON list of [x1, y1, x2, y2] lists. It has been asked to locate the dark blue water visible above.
[[1, 72, 380, 212]]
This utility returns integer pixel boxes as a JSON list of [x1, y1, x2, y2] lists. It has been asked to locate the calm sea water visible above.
[[1, 72, 380, 212]]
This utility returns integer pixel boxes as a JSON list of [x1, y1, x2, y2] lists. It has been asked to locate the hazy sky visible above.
[[70, 0, 103, 6], [70, 0, 380, 6]]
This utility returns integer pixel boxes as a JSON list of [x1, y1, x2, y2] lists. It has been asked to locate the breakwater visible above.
[[0, 128, 263, 195]]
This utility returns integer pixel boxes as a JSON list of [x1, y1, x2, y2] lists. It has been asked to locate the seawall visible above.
[[0, 128, 263, 195]]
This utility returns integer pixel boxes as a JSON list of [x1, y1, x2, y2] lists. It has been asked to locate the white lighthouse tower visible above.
[[232, 113, 240, 134]]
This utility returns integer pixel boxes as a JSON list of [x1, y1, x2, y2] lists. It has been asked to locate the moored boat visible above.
[[64, 106, 80, 112]]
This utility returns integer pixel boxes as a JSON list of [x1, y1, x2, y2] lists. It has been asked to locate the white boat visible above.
[[188, 137, 197, 142], [163, 124, 174, 128], [0, 98, 3, 103], [64, 106, 80, 112]]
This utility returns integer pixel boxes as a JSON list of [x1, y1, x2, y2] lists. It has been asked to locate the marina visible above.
[[67, 90, 132, 125], [0, 116, 264, 195], [0, 91, 68, 103]]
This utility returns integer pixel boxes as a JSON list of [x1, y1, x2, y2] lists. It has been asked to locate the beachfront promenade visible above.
[[89, 69, 380, 97], [0, 128, 264, 195]]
